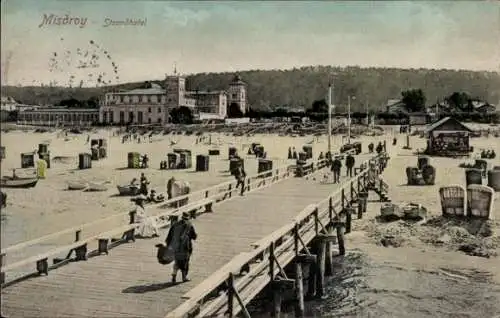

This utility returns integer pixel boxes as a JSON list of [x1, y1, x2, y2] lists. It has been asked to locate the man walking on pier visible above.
[[166, 212, 197, 283], [331, 156, 342, 183], [345, 153, 355, 177], [234, 165, 247, 196]]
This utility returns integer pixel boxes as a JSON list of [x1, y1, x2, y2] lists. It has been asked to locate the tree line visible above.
[[2, 65, 499, 112]]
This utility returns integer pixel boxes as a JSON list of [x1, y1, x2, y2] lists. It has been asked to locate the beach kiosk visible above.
[[424, 117, 473, 157]]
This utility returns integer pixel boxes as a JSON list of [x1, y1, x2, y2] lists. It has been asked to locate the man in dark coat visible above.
[[166, 212, 197, 283], [345, 154, 355, 177], [331, 156, 342, 183], [234, 165, 247, 196]]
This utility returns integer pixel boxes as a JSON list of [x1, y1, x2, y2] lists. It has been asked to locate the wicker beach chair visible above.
[[439, 185, 466, 217], [466, 184, 494, 219]]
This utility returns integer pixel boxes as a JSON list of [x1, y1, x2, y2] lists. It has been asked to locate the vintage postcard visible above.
[[1, 1, 499, 317]]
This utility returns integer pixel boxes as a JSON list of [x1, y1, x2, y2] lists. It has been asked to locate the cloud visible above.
[[161, 4, 211, 27]]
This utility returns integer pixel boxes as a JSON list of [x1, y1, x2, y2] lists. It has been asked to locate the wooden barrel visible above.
[[196, 155, 209, 172], [208, 149, 220, 156], [302, 145, 313, 159], [128, 152, 140, 169], [98, 147, 107, 159], [487, 170, 500, 191], [417, 156, 429, 170], [465, 168, 483, 186], [91, 148, 99, 161], [422, 165, 436, 185], [228, 147, 237, 160], [258, 159, 273, 177], [79, 153, 92, 169], [39, 152, 50, 168], [21, 153, 35, 168], [38, 143, 48, 155]]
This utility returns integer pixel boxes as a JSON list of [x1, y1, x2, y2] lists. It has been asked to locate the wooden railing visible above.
[[0, 158, 330, 286], [166, 154, 383, 318]]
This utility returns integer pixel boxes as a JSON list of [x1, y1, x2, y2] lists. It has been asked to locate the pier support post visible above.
[[294, 262, 305, 317], [335, 221, 346, 256], [306, 252, 317, 299], [325, 225, 334, 276], [271, 279, 295, 318], [344, 207, 353, 234], [359, 191, 368, 213], [315, 233, 336, 298]]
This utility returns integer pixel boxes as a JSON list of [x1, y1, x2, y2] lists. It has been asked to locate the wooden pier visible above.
[[0, 154, 389, 318]]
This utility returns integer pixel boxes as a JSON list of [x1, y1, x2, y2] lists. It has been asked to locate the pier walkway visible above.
[[0, 154, 381, 317]]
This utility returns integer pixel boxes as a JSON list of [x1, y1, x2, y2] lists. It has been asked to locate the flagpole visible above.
[[328, 80, 332, 155]]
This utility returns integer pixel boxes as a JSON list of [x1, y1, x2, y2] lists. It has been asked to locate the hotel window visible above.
[[142, 95, 148, 103], [148, 107, 151, 113], [148, 118, 152, 124], [152, 95, 157, 103], [232, 94, 237, 99], [124, 96, 130, 103], [117, 96, 121, 103], [158, 107, 161, 113], [132, 95, 139, 103]]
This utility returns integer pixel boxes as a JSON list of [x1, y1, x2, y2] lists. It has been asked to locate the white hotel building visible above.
[[99, 73, 247, 125]]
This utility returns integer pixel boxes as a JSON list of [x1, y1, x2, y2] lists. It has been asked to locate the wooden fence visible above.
[[0, 158, 329, 286], [166, 154, 388, 318]]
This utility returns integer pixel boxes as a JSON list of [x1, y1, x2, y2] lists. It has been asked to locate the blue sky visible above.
[[1, 1, 499, 87]]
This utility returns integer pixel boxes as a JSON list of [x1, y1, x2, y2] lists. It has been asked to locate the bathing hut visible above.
[[21, 152, 35, 168], [38, 143, 49, 155], [196, 155, 209, 172], [79, 153, 92, 169], [424, 117, 473, 157], [91, 138, 108, 159]]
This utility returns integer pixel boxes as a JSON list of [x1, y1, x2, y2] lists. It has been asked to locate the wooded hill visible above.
[[2, 66, 499, 112]]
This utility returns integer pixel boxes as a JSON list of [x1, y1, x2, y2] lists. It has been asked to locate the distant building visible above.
[[99, 73, 247, 125], [385, 99, 407, 113], [18, 107, 99, 127], [99, 84, 166, 125], [471, 100, 496, 113]]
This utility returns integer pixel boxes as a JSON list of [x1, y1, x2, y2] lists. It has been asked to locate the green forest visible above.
[[2, 66, 499, 112]]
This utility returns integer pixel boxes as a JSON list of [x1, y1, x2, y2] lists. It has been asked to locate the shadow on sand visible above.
[[122, 282, 177, 294]]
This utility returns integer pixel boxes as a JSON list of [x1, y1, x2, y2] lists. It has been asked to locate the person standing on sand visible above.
[[166, 212, 197, 283], [345, 154, 355, 177], [167, 176, 175, 200], [331, 156, 342, 183]]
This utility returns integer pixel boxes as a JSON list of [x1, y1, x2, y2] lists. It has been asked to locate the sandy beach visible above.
[[1, 127, 363, 247]]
